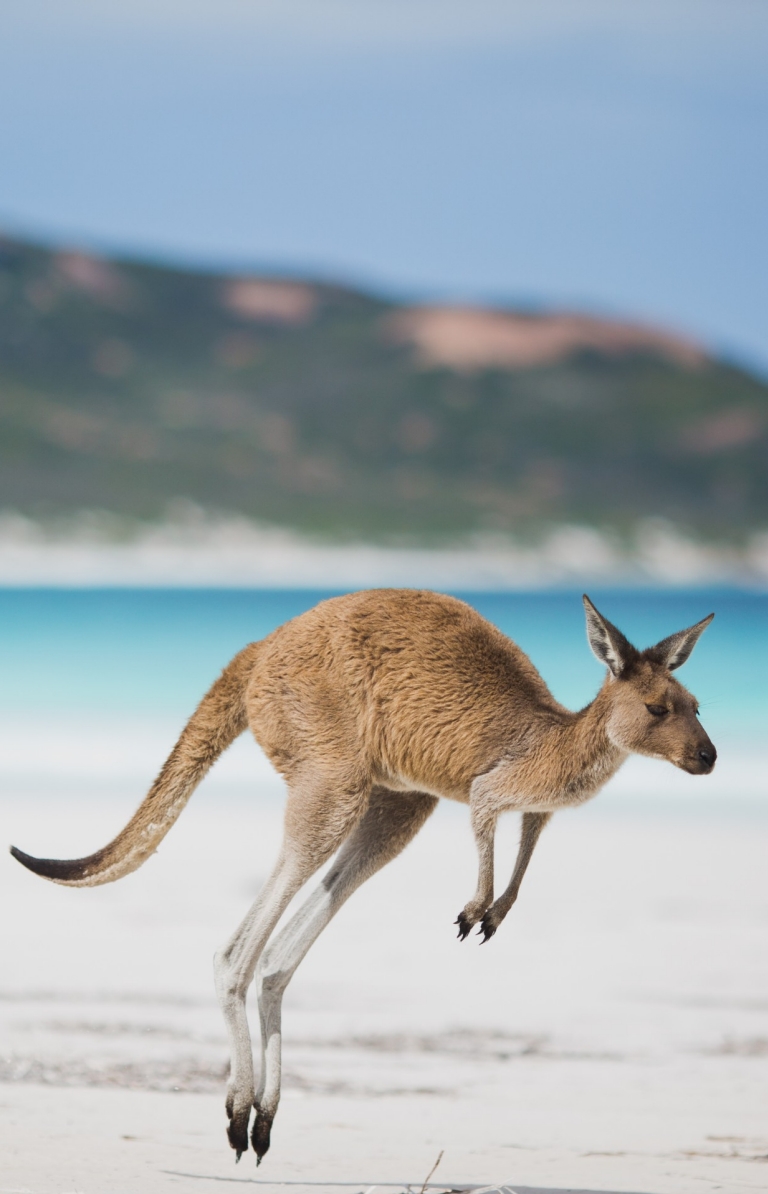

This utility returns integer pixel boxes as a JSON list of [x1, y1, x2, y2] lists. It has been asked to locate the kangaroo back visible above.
[[10, 643, 259, 887]]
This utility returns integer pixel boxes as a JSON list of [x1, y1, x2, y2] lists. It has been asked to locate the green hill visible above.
[[1, 234, 766, 543]]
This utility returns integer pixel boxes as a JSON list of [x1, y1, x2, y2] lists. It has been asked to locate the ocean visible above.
[[0, 586, 764, 810], [0, 585, 763, 722]]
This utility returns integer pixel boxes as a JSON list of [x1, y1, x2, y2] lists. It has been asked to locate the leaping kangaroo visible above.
[[11, 590, 716, 1162]]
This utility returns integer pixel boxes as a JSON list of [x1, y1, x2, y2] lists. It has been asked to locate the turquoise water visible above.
[[0, 588, 764, 745]]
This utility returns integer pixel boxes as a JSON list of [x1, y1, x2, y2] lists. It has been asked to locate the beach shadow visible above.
[[163, 1173, 654, 1194]]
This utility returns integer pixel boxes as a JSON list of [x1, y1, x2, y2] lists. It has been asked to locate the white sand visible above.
[[1, 746, 767, 1194]]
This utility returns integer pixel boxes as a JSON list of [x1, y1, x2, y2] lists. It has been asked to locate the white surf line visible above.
[[1, 512, 764, 587]]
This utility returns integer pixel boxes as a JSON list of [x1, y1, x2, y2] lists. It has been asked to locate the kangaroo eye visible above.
[[646, 704, 669, 717]]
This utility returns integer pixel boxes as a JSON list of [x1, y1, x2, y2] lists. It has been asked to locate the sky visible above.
[[0, 0, 766, 372]]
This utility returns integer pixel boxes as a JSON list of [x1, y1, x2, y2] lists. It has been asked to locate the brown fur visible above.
[[10, 589, 716, 1160], [10, 643, 258, 884]]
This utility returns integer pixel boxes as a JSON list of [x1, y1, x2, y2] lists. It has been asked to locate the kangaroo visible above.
[[10, 590, 716, 1162]]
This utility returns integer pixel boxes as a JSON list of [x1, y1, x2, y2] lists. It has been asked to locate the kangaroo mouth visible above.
[[678, 751, 716, 776]]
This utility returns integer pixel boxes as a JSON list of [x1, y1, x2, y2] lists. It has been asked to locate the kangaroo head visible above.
[[582, 595, 716, 776]]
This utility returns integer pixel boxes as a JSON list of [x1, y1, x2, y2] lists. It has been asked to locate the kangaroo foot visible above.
[[225, 1090, 253, 1160], [252, 1108, 273, 1163]]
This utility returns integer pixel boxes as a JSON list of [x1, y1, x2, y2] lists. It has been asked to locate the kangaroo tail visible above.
[[10, 643, 259, 887]]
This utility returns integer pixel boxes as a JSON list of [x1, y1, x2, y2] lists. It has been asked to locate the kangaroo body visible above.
[[255, 589, 622, 809], [10, 589, 716, 1162]]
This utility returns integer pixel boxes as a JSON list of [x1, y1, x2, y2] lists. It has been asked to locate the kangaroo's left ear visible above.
[[582, 595, 637, 677], [644, 612, 714, 671]]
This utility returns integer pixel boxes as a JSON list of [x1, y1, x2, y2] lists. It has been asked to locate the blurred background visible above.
[[1, 4, 767, 1182], [0, 0, 767, 581]]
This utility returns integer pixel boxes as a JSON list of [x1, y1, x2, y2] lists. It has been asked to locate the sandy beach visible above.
[[2, 736, 767, 1194]]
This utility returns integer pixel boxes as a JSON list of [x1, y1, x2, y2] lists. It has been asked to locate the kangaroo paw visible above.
[[457, 898, 491, 940], [478, 913, 498, 943], [455, 912, 474, 940]]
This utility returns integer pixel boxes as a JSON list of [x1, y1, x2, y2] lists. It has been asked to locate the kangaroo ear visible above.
[[645, 612, 714, 671], [582, 595, 636, 677]]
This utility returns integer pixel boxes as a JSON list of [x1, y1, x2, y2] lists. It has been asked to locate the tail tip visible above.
[[10, 844, 41, 871], [9, 844, 79, 881]]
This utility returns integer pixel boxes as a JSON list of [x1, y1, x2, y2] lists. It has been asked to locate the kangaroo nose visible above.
[[698, 746, 716, 769]]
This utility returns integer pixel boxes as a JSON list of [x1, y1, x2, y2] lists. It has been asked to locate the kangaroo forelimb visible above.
[[479, 811, 552, 941]]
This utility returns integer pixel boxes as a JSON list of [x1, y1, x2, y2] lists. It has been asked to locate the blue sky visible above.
[[1, 1, 766, 371]]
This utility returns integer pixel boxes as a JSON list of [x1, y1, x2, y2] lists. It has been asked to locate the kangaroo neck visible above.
[[537, 678, 628, 804]]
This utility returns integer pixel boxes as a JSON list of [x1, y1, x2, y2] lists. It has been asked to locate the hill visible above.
[[1, 235, 766, 544]]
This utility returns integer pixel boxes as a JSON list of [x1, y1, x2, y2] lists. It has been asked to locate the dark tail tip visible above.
[[10, 844, 89, 882]]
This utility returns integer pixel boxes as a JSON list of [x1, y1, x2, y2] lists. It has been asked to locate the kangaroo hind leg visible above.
[[214, 767, 370, 1159], [252, 787, 438, 1161]]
